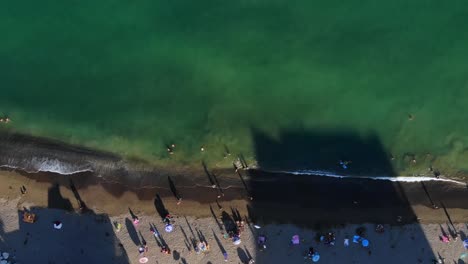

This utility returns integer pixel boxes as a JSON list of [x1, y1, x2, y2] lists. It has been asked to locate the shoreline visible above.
[[1, 131, 468, 182], [0, 167, 466, 226], [0, 130, 467, 227]]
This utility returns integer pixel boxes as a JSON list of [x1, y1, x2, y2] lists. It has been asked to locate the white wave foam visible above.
[[0, 157, 93, 175], [273, 169, 466, 185]]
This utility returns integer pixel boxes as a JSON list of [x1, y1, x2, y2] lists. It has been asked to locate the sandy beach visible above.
[[0, 168, 467, 263], [0, 196, 467, 264]]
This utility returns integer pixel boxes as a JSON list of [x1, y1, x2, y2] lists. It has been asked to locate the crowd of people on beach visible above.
[[2, 142, 466, 264], [103, 158, 468, 264]]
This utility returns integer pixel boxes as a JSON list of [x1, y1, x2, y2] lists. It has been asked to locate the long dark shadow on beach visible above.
[[149, 223, 162, 248], [168, 176, 182, 202], [247, 128, 437, 263], [212, 230, 226, 255], [237, 247, 249, 263], [69, 179, 90, 212], [125, 218, 140, 246], [179, 226, 192, 250], [154, 194, 169, 219], [184, 216, 197, 248], [221, 211, 236, 234], [211, 172, 224, 197], [421, 182, 438, 209], [235, 168, 252, 200], [441, 202, 456, 232], [210, 205, 223, 231], [202, 160, 216, 187]]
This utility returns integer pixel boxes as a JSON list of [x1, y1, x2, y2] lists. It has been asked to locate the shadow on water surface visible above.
[[247, 129, 436, 263], [252, 129, 394, 175]]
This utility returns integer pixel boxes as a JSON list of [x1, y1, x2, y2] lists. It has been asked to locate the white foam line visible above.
[[0, 164, 94, 175], [271, 169, 467, 185]]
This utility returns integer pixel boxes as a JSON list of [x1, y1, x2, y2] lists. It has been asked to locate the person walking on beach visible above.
[[138, 245, 145, 255], [150, 226, 159, 238]]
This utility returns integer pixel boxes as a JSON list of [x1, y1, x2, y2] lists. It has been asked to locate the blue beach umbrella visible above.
[[312, 254, 320, 262], [361, 239, 369, 247], [165, 224, 173, 233]]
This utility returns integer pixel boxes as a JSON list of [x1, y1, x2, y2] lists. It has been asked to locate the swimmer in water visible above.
[[408, 114, 414, 121]]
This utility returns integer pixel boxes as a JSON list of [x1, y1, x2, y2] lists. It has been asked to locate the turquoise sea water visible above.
[[2, 1, 468, 174]]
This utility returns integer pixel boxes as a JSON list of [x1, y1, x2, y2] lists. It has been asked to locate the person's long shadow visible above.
[[168, 176, 182, 201], [179, 226, 192, 250], [221, 211, 236, 233], [441, 202, 456, 231], [125, 218, 141, 246], [237, 247, 249, 263], [202, 160, 215, 187], [244, 246, 253, 260], [460, 230, 467, 241], [231, 207, 242, 222], [440, 224, 448, 240], [212, 229, 226, 255], [210, 205, 223, 231], [69, 179, 90, 212], [149, 223, 162, 248], [151, 222, 169, 249], [196, 228, 207, 243], [139, 231, 147, 246], [154, 194, 169, 219], [128, 207, 138, 220], [184, 216, 197, 247]]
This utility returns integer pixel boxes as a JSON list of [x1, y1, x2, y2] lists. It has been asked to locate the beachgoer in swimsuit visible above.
[[161, 246, 171, 254], [307, 247, 315, 259]]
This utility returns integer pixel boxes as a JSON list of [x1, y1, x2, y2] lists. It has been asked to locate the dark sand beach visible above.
[[0, 133, 467, 263], [0, 132, 466, 224]]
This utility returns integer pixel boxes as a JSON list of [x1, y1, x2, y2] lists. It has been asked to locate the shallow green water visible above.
[[2, 1, 468, 174]]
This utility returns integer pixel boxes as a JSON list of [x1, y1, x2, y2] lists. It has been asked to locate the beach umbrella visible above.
[[463, 239, 468, 249], [352, 235, 360, 243], [1, 252, 8, 259], [292, 235, 300, 245], [53, 221, 62, 230], [312, 254, 320, 262], [361, 239, 369, 247], [139, 257, 148, 263], [165, 224, 173, 233], [233, 238, 242, 245]]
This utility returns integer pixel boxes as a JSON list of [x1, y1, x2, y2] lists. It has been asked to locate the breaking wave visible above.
[[276, 169, 466, 185], [0, 157, 94, 175]]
